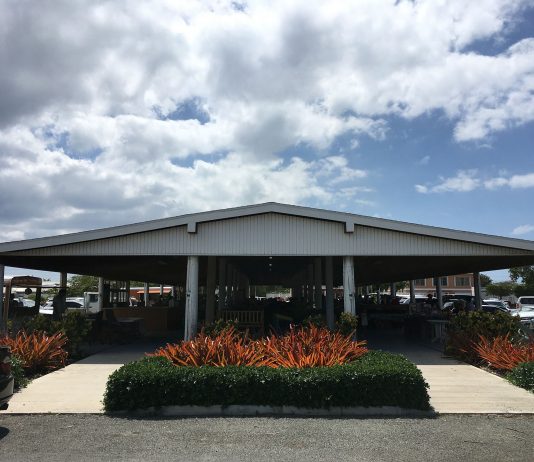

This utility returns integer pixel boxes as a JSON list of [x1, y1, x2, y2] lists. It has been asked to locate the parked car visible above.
[[39, 301, 53, 315], [39, 300, 85, 315], [65, 300, 85, 313], [399, 295, 428, 305], [481, 304, 509, 314], [482, 299, 510, 312], [0, 346, 14, 410], [515, 306, 534, 329], [517, 296, 534, 310]]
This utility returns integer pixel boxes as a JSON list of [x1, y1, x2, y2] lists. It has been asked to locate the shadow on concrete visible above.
[[360, 328, 463, 366]]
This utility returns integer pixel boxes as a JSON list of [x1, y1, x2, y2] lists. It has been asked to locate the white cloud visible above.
[[509, 173, 534, 188], [484, 177, 509, 189], [415, 184, 428, 194], [416, 156, 430, 166], [416, 170, 480, 193], [0, 1, 534, 238], [512, 224, 534, 235], [418, 170, 534, 194]]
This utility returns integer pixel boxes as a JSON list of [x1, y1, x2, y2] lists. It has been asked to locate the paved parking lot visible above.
[[0, 414, 533, 461]]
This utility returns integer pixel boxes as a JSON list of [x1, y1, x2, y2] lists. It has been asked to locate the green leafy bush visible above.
[[336, 312, 358, 336], [22, 312, 91, 357], [104, 350, 430, 412], [445, 311, 522, 363], [11, 354, 30, 389], [59, 312, 91, 356], [507, 362, 534, 392], [303, 314, 326, 328], [203, 318, 239, 337]]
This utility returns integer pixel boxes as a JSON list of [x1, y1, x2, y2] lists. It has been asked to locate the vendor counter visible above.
[[104, 305, 182, 334]]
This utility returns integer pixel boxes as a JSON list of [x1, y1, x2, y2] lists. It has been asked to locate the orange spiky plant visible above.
[[258, 324, 367, 368], [150, 325, 367, 368], [0, 330, 68, 374], [472, 335, 534, 371], [151, 327, 265, 367]]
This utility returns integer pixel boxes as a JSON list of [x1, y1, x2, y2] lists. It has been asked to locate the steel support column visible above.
[[144, 282, 149, 307], [218, 258, 226, 311], [314, 257, 323, 310], [342, 256, 356, 315], [184, 256, 199, 341], [325, 256, 334, 330], [436, 277, 443, 310], [206, 256, 216, 324], [0, 264, 4, 331], [98, 277, 104, 312], [474, 272, 482, 310]]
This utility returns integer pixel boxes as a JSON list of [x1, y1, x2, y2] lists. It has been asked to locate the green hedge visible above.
[[507, 362, 534, 392], [104, 351, 431, 412]]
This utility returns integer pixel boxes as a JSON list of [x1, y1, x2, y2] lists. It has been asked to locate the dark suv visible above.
[[0, 346, 14, 410]]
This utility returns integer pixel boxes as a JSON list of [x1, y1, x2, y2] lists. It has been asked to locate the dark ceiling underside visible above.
[[1, 254, 534, 286]]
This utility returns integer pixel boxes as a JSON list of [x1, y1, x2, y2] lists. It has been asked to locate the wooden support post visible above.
[[60, 272, 67, 291], [184, 256, 199, 341]]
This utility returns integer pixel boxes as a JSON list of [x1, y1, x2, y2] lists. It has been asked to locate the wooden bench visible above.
[[219, 310, 264, 336]]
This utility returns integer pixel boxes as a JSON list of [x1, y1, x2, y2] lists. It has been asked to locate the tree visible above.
[[479, 274, 492, 287], [485, 281, 514, 299], [509, 266, 534, 286], [67, 275, 98, 296]]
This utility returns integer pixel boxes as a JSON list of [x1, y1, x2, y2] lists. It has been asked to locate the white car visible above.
[[482, 299, 510, 312], [516, 306, 534, 329], [39, 301, 53, 315], [517, 296, 534, 310]]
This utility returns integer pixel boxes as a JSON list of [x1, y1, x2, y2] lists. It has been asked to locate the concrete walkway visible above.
[[6, 334, 534, 414], [5, 341, 164, 414], [366, 332, 534, 414]]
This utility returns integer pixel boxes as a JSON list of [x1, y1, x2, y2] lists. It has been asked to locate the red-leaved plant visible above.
[[472, 334, 534, 371], [150, 325, 367, 368], [0, 330, 68, 374], [152, 327, 265, 367], [259, 325, 367, 368]]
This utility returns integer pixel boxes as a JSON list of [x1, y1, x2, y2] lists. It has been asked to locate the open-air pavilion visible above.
[[1, 202, 534, 339]]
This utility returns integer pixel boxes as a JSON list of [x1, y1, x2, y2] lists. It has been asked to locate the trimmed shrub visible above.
[[472, 335, 534, 371], [303, 314, 326, 328], [104, 351, 430, 412], [445, 311, 522, 363], [507, 362, 534, 392], [336, 312, 358, 336], [22, 312, 91, 356], [0, 331, 68, 374]]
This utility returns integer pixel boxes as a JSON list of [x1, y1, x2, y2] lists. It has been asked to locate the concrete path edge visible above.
[[109, 404, 436, 418]]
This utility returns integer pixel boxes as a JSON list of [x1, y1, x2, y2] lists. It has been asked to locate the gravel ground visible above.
[[0, 414, 533, 462]]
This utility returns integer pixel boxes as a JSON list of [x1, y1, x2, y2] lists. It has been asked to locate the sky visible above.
[[0, 0, 533, 283]]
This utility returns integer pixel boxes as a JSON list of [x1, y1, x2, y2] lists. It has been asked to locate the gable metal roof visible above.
[[1, 202, 534, 253]]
